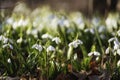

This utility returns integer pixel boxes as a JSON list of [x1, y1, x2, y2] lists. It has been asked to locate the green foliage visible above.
[[0, 6, 120, 80]]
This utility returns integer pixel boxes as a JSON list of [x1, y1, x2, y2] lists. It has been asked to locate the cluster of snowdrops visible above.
[[0, 4, 120, 80]]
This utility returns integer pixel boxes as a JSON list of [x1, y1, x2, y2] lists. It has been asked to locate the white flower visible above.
[[88, 51, 100, 57], [74, 54, 78, 60], [117, 49, 120, 56], [98, 26, 106, 33], [27, 28, 38, 38], [52, 37, 61, 44], [31, 29, 38, 38], [63, 20, 70, 27], [88, 52, 94, 56], [113, 40, 120, 50], [47, 45, 55, 52], [117, 30, 120, 37], [3, 38, 8, 44], [6, 17, 14, 25], [12, 19, 28, 29], [117, 60, 120, 67], [94, 51, 100, 56], [92, 17, 100, 26], [0, 35, 4, 41], [58, 18, 70, 27], [76, 18, 84, 25], [84, 28, 95, 34], [84, 29, 89, 33], [41, 33, 53, 39], [3, 44, 13, 49], [96, 57, 99, 61], [68, 39, 83, 48], [17, 37, 22, 43], [7, 58, 11, 63], [105, 15, 117, 32], [105, 47, 110, 54], [108, 37, 115, 43], [13, 21, 18, 29], [0, 35, 9, 43], [113, 52, 117, 56], [90, 28, 95, 34], [32, 44, 42, 52]]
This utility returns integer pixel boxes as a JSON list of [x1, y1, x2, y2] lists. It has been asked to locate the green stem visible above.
[[94, 27, 104, 66], [46, 52, 49, 80]]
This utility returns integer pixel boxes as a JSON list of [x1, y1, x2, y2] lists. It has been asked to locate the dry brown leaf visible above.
[[68, 64, 72, 72]]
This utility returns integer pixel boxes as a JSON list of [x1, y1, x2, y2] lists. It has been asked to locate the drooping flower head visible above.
[[52, 37, 61, 44], [32, 44, 43, 52], [41, 33, 53, 39], [68, 39, 83, 48], [47, 45, 55, 52]]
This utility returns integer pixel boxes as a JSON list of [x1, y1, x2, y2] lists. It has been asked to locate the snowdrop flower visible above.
[[47, 45, 55, 52], [113, 40, 120, 50], [13, 21, 18, 29], [27, 28, 38, 38], [31, 29, 38, 38], [17, 37, 23, 43], [41, 33, 53, 39], [50, 16, 59, 28], [88, 51, 100, 57], [105, 14, 117, 32], [88, 52, 94, 56], [76, 18, 84, 25], [0, 35, 9, 43], [117, 49, 120, 56], [52, 37, 61, 44], [32, 44, 43, 52], [63, 19, 70, 27], [84, 29, 88, 33], [117, 30, 120, 37], [74, 54, 78, 60], [105, 47, 110, 54], [7, 58, 11, 63], [90, 28, 95, 34], [68, 39, 83, 48], [94, 51, 100, 56], [3, 44, 13, 49], [58, 18, 70, 27], [98, 26, 106, 33], [96, 57, 99, 61], [6, 17, 14, 25], [3, 38, 9, 44], [0, 35, 5, 41], [92, 17, 100, 26], [17, 19, 27, 27], [117, 60, 120, 67], [113, 52, 117, 56], [12, 19, 28, 29], [108, 37, 115, 43], [84, 28, 97, 34]]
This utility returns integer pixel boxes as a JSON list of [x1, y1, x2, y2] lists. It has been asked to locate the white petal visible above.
[[7, 58, 11, 63], [117, 49, 120, 56], [94, 51, 100, 56], [105, 47, 110, 54], [117, 60, 120, 67], [47, 46, 55, 52], [88, 52, 94, 57]]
